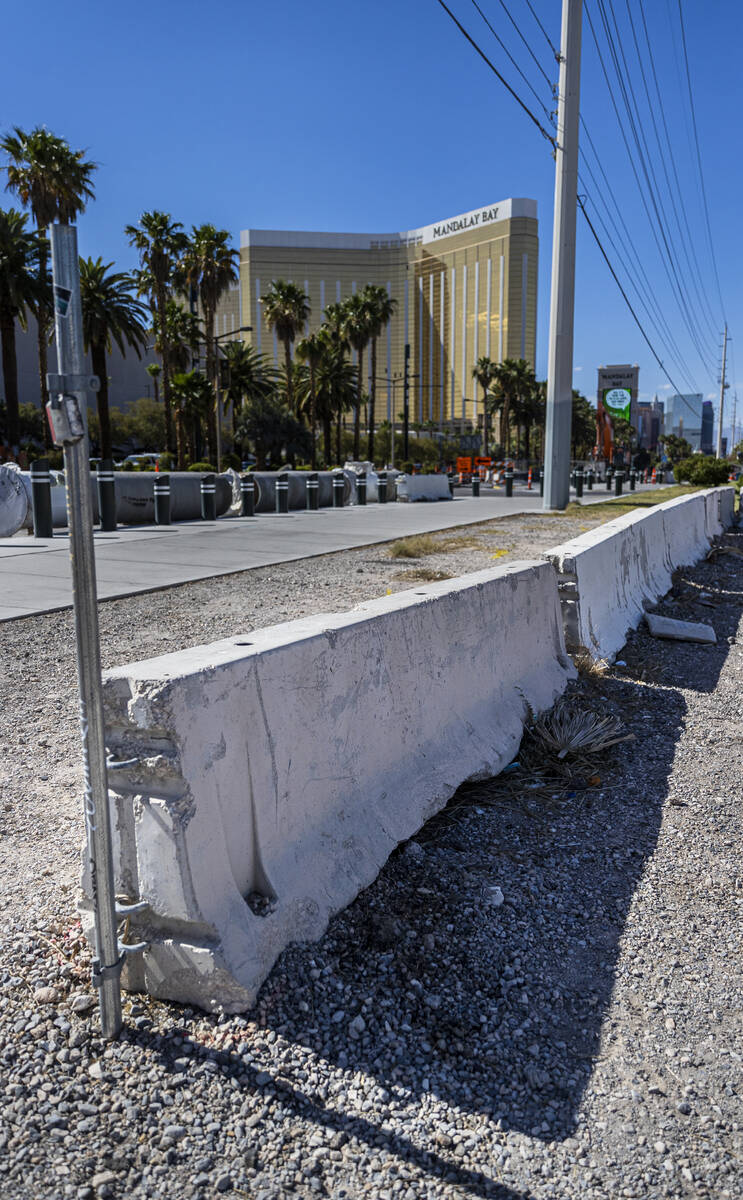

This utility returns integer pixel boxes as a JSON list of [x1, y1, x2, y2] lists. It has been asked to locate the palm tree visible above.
[[362, 284, 396, 464], [2, 127, 96, 438], [79, 258, 148, 460], [150, 300, 202, 464], [0, 208, 48, 448], [170, 370, 213, 465], [260, 280, 309, 413], [296, 331, 326, 468], [489, 358, 537, 456], [145, 362, 161, 409], [340, 292, 373, 460], [320, 306, 353, 463], [472, 356, 497, 457], [181, 225, 238, 458], [126, 211, 189, 457]]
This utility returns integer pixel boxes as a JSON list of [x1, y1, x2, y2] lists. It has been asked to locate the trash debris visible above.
[[645, 613, 717, 644], [490, 549, 508, 559], [488, 886, 504, 907], [502, 761, 520, 773]]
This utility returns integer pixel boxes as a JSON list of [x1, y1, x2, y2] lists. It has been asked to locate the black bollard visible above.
[[378, 471, 388, 504], [448, 473, 456, 497], [606, 469, 613, 492], [240, 473, 255, 517], [97, 459, 117, 531], [276, 475, 289, 514], [614, 470, 624, 496], [472, 476, 480, 497], [575, 468, 584, 499], [154, 473, 171, 525], [356, 472, 367, 506], [333, 471, 345, 508], [586, 469, 593, 491], [505, 469, 514, 498], [306, 471, 319, 511], [629, 469, 636, 491], [201, 473, 217, 520], [30, 458, 53, 538], [539, 468, 544, 497]]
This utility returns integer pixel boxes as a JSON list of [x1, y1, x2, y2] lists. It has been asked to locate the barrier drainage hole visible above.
[[246, 891, 276, 917], [234, 640, 253, 646]]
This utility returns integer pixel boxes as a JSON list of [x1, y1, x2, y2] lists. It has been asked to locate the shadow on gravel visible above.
[[112, 536, 740, 1200]]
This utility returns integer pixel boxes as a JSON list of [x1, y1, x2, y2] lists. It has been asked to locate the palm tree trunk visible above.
[[91, 342, 111, 460], [524, 423, 531, 461], [309, 361, 317, 469], [155, 283, 174, 456], [353, 349, 363, 460], [335, 402, 342, 464], [0, 311, 21, 448], [204, 306, 218, 464], [482, 385, 489, 457], [323, 414, 331, 465], [284, 337, 293, 412], [368, 337, 377, 464]]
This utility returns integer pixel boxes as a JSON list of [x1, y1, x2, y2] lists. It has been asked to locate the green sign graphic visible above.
[[602, 387, 631, 421]]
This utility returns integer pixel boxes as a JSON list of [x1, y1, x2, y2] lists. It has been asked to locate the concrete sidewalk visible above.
[[0, 485, 642, 621]]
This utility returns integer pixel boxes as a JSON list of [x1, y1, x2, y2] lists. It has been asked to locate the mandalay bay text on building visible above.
[[222, 199, 538, 430]]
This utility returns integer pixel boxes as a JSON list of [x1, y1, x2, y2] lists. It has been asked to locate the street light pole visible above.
[[543, 0, 582, 510], [716, 323, 728, 459]]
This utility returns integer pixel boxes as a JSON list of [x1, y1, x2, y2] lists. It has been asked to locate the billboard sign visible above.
[[602, 387, 632, 421]]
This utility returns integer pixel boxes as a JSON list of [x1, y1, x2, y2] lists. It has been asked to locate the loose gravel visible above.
[[0, 512, 741, 1199]]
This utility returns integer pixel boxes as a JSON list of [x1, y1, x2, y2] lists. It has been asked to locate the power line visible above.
[[596, 0, 718, 372], [492, 0, 556, 91], [676, 0, 727, 322], [433, 0, 556, 147], [585, 0, 718, 377], [469, 0, 555, 126], [578, 197, 691, 404], [522, 0, 559, 58]]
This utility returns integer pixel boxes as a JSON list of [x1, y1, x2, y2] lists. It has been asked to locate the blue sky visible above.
[[2, 0, 740, 441]]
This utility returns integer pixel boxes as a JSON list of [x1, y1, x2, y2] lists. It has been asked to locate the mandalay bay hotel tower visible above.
[[218, 198, 538, 432]]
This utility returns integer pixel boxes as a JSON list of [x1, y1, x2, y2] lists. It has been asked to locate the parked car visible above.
[[117, 452, 161, 469]]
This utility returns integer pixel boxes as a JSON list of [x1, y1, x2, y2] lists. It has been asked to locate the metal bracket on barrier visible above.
[[91, 938, 147, 989], [115, 899, 149, 917]]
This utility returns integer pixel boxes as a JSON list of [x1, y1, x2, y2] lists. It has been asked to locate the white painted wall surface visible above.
[[545, 487, 735, 662], [94, 562, 573, 1011]]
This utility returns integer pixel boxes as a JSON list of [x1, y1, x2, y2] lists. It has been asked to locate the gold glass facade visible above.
[[223, 199, 538, 428]]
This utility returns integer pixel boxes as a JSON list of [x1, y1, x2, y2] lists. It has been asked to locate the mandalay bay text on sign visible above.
[[432, 207, 500, 240]]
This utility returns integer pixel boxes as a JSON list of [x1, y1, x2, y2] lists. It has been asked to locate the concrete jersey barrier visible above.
[[93, 561, 573, 1012], [545, 486, 735, 662], [395, 473, 451, 502]]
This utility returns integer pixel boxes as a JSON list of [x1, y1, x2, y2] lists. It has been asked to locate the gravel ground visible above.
[[0, 511, 741, 1199]]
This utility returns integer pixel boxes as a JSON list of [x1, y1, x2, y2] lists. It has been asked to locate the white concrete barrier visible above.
[[545, 487, 735, 662], [395, 473, 451, 502], [93, 561, 573, 1012]]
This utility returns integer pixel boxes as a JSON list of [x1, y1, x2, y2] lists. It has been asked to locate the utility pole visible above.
[[403, 343, 411, 461], [543, 0, 582, 510], [716, 323, 728, 459]]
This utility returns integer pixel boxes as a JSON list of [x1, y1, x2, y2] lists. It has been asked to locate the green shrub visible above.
[[222, 452, 241, 471], [187, 461, 216, 472], [673, 456, 730, 486], [158, 452, 174, 470]]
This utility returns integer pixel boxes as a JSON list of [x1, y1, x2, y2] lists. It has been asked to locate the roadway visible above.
[[0, 483, 657, 621]]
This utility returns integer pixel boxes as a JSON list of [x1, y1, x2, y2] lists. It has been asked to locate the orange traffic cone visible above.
[[651, 466, 657, 483]]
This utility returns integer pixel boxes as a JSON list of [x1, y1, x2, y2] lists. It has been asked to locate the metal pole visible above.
[[716, 323, 727, 459], [48, 224, 122, 1039], [543, 0, 582, 511]]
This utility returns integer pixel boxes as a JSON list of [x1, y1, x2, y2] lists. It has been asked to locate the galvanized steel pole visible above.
[[48, 224, 122, 1039], [543, 0, 582, 511]]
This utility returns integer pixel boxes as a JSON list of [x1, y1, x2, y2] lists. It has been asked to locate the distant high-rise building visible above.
[[636, 395, 664, 451], [665, 394, 704, 450], [701, 400, 714, 454]]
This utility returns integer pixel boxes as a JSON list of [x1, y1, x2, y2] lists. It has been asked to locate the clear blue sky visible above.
[[2, 0, 741, 440]]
